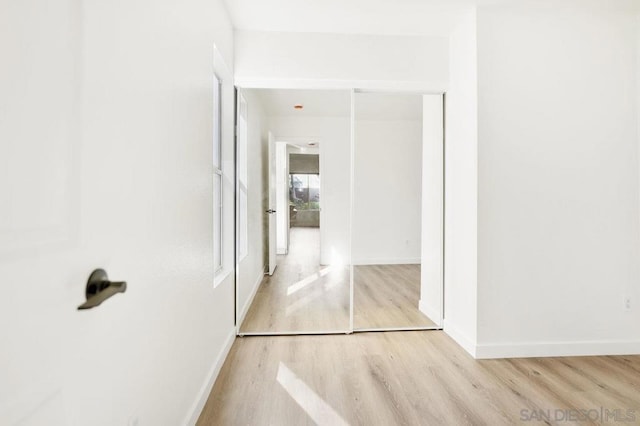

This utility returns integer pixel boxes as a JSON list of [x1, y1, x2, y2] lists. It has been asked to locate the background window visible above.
[[289, 174, 320, 211]]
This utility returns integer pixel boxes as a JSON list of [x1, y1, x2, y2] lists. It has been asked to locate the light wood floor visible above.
[[354, 264, 436, 329], [240, 228, 435, 333], [197, 331, 640, 425], [240, 228, 350, 333]]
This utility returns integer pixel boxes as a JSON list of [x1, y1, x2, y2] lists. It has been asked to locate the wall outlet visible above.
[[624, 297, 632, 311]]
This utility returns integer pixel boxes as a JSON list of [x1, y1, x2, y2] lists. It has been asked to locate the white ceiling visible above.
[[250, 88, 423, 121], [251, 89, 351, 118], [223, 0, 474, 37], [288, 143, 320, 154]]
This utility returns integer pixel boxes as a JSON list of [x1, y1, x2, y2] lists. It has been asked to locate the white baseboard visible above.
[[352, 257, 421, 266], [443, 321, 640, 359], [184, 328, 236, 426], [418, 300, 442, 326], [237, 267, 266, 329], [475, 339, 640, 359], [443, 319, 477, 358]]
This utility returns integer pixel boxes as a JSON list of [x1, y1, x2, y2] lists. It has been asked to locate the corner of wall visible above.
[[418, 299, 442, 327], [443, 319, 477, 358]]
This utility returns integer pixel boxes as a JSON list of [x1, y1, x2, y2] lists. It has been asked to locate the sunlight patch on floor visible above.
[[285, 289, 323, 317], [285, 271, 343, 317], [287, 266, 332, 296], [276, 362, 349, 426]]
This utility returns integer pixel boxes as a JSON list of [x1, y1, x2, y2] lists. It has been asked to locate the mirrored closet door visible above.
[[236, 88, 351, 334], [351, 91, 443, 331]]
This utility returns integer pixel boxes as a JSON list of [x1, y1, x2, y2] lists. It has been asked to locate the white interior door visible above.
[[267, 132, 277, 275]]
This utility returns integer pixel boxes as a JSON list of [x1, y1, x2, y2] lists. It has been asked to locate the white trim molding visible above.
[[352, 257, 421, 266], [237, 266, 266, 330], [234, 77, 448, 93], [443, 320, 640, 359], [475, 339, 640, 360], [443, 319, 477, 358], [183, 328, 235, 426]]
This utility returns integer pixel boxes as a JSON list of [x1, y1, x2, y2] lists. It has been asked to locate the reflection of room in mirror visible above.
[[352, 92, 442, 330], [240, 227, 350, 333], [234, 88, 442, 335], [354, 264, 436, 329], [237, 88, 352, 334]]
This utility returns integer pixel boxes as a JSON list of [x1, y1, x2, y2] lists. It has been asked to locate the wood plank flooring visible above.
[[240, 228, 435, 333], [240, 228, 350, 333], [354, 264, 436, 329], [197, 331, 640, 425]]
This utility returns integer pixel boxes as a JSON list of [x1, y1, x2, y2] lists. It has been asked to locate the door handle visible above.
[[78, 269, 127, 310], [265, 209, 276, 214]]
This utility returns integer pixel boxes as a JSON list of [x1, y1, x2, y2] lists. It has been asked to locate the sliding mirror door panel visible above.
[[237, 88, 351, 334], [352, 92, 442, 330]]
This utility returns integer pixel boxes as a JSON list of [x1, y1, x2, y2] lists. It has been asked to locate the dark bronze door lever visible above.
[[78, 269, 127, 310]]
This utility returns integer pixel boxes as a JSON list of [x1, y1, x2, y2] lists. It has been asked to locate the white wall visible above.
[[235, 31, 449, 91], [0, 0, 236, 424], [352, 118, 423, 265], [237, 90, 268, 326], [443, 8, 479, 356], [269, 116, 351, 266], [475, 0, 640, 358], [420, 95, 445, 326]]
